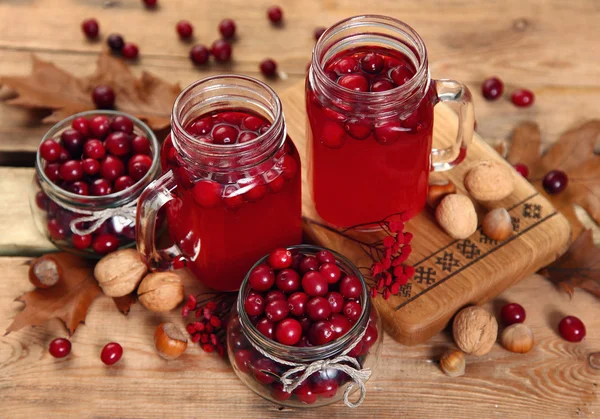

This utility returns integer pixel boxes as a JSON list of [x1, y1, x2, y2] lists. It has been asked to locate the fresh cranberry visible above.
[[326, 292, 344, 313], [40, 139, 61, 162], [309, 320, 335, 345], [319, 120, 345, 149], [315, 250, 335, 264], [359, 323, 378, 354], [66, 181, 89, 196], [271, 383, 292, 401], [218, 19, 236, 39], [131, 135, 151, 155], [83, 139, 105, 159], [234, 349, 252, 373], [299, 256, 319, 273], [47, 218, 66, 240], [275, 318, 302, 346], [72, 233, 92, 250], [190, 45, 210, 65], [244, 293, 266, 316], [339, 275, 362, 299], [90, 178, 112, 196], [114, 175, 135, 192], [249, 263, 275, 291], [267, 174, 285, 193], [176, 20, 194, 39], [267, 6, 283, 23], [338, 74, 369, 92], [61, 129, 85, 156], [314, 26, 326, 41], [267, 248, 293, 269], [219, 112, 245, 126], [558, 316, 586, 342], [371, 79, 395, 92], [287, 292, 309, 317], [44, 163, 61, 182], [107, 33, 125, 52], [82, 158, 100, 175], [122, 43, 139, 60], [70, 117, 90, 137], [311, 378, 338, 398], [329, 313, 352, 338], [59, 160, 84, 182], [252, 358, 278, 384], [275, 269, 300, 293], [35, 192, 49, 210], [189, 118, 214, 136], [294, 383, 317, 404], [239, 116, 263, 131], [306, 296, 331, 321], [192, 180, 221, 208], [265, 290, 286, 304], [211, 39, 232, 62], [92, 85, 115, 109], [511, 89, 535, 107], [542, 170, 568, 194], [49, 338, 71, 358], [361, 53, 384, 74], [343, 300, 362, 322], [92, 234, 119, 254], [212, 125, 238, 144], [260, 59, 277, 77], [109, 115, 134, 134], [90, 115, 111, 138], [317, 263, 340, 284], [100, 155, 125, 182], [81, 18, 99, 39], [390, 65, 413, 86], [265, 300, 289, 322], [142, 0, 157, 8], [101, 342, 123, 365], [128, 154, 153, 181], [256, 318, 275, 339], [302, 271, 328, 297], [481, 77, 504, 100], [56, 147, 69, 162], [335, 57, 359, 74]]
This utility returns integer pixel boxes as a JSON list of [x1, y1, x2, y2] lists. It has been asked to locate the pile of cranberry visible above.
[[36, 113, 154, 254]]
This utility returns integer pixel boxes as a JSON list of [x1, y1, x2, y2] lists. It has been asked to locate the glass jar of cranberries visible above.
[[30, 110, 160, 257], [306, 15, 474, 228], [137, 76, 302, 291], [227, 245, 382, 408]]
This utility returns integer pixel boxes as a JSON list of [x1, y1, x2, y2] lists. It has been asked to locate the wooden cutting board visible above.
[[280, 82, 572, 346]]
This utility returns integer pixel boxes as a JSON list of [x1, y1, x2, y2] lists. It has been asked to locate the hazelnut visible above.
[[29, 255, 61, 289], [154, 322, 188, 360], [464, 160, 514, 201], [427, 180, 457, 208], [138, 272, 184, 312], [453, 306, 498, 356], [440, 350, 466, 377], [501, 323, 534, 353], [435, 194, 478, 239], [482, 208, 513, 241], [94, 249, 148, 297]]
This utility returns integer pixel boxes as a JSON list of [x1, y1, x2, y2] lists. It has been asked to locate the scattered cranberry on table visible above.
[[260, 59, 278, 77], [101, 342, 123, 365], [92, 85, 115, 109], [481, 76, 504, 101], [511, 88, 535, 107], [190, 44, 210, 65], [542, 169, 568, 194], [558, 316, 586, 342], [122, 42, 139, 60], [211, 39, 232, 62], [176, 20, 194, 39], [219, 19, 237, 39], [81, 18, 99, 40], [267, 6, 284, 24], [314, 26, 326, 41], [142, 0, 157, 8], [107, 33, 125, 52], [514, 163, 529, 179], [49, 338, 72, 358], [500, 303, 526, 325]]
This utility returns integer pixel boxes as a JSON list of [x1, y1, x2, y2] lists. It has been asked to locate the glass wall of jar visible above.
[[306, 15, 474, 229], [137, 75, 302, 292], [227, 245, 382, 408], [30, 110, 160, 257]]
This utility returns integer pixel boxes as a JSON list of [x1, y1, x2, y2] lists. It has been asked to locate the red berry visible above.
[[82, 158, 100, 175], [252, 358, 278, 384], [101, 342, 123, 365], [361, 53, 384, 74], [267, 6, 283, 23], [374, 120, 402, 144], [110, 115, 134, 134], [249, 264, 275, 291], [72, 234, 92, 250], [59, 160, 84, 182], [319, 263, 341, 284], [390, 65, 413, 86], [306, 296, 331, 321], [142, 0, 157, 8], [481, 77, 504, 100], [335, 57, 359, 74], [101, 155, 125, 182], [90, 115, 111, 138], [294, 383, 317, 404], [90, 178, 112, 196], [47, 218, 66, 240], [370, 79, 395, 92], [127, 154, 153, 181], [256, 317, 274, 339], [176, 20, 194, 39], [66, 181, 89, 196], [542, 170, 568, 194], [558, 316, 586, 342], [339, 275, 362, 299], [314, 26, 326, 41], [234, 349, 252, 373], [319, 120, 345, 149], [511, 89, 535, 107], [212, 124, 238, 144], [107, 34, 125, 52], [92, 234, 119, 254], [260, 59, 277, 77], [302, 271, 328, 296], [61, 128, 85, 156], [309, 320, 335, 345], [81, 18, 99, 39], [192, 180, 222, 208], [245, 293, 266, 317], [189, 117, 214, 136], [132, 135, 151, 155], [275, 268, 300, 293], [265, 290, 286, 304], [190, 45, 210, 65], [311, 378, 338, 398], [361, 323, 379, 350], [265, 299, 289, 322], [514, 163, 529, 178], [122, 43, 139, 60], [287, 292, 309, 317], [92, 85, 115, 109], [316, 249, 335, 264], [114, 175, 135, 192], [501, 303, 526, 325], [218, 19, 236, 39], [281, 154, 298, 180], [49, 338, 71, 358], [343, 300, 362, 322], [211, 39, 232, 62], [71, 116, 90, 136], [84, 139, 106, 159], [329, 313, 352, 338], [267, 248, 293, 269], [338, 74, 369, 92], [344, 119, 372, 140], [326, 291, 344, 313], [299, 255, 319, 273], [40, 139, 61, 162], [44, 163, 61, 183], [275, 318, 302, 345]]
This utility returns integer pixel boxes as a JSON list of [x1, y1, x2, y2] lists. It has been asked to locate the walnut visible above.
[[94, 249, 147, 297], [452, 306, 498, 356], [138, 272, 184, 312]]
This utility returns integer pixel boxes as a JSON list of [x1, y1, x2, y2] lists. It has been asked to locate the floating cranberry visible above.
[[92, 234, 119, 254], [287, 292, 309, 316], [281, 154, 298, 181], [190, 44, 210, 65], [256, 318, 275, 339], [211, 39, 232, 62], [67, 181, 89, 196], [361, 53, 384, 74], [267, 248, 293, 269], [390, 65, 413, 86], [90, 178, 112, 196], [72, 233, 92, 250], [212, 125, 238, 144], [176, 20, 194, 39], [90, 115, 111, 138], [302, 271, 328, 297], [558, 316, 586, 342], [542, 170, 568, 194], [326, 291, 344, 313], [83, 139, 106, 159], [252, 358, 278, 384], [101, 342, 123, 365], [100, 155, 125, 182], [234, 349, 252, 373], [245, 184, 268, 202], [265, 290, 286, 304], [245, 293, 266, 316], [343, 300, 362, 322], [107, 33, 125, 52], [319, 120, 345, 149], [514, 163, 529, 178], [344, 119, 372, 140], [335, 57, 359, 74], [267, 6, 283, 23], [481, 77, 504, 100], [122, 43, 139, 60], [40, 139, 61, 162], [92, 85, 115, 109], [275, 318, 302, 345], [266, 299, 290, 322], [81, 18, 99, 39], [189, 117, 214, 136], [47, 218, 66, 240], [294, 383, 317, 404], [114, 175, 135, 192], [49, 338, 71, 358], [59, 160, 84, 182], [309, 320, 335, 345], [511, 89, 535, 107], [219, 19, 236, 39], [192, 180, 221, 208], [260, 59, 278, 77], [314, 27, 326, 41], [61, 129, 85, 156], [82, 158, 100, 175], [306, 296, 331, 321], [501, 303, 526, 325], [374, 120, 403, 144], [370, 79, 395, 92], [128, 154, 153, 181], [338, 74, 369, 92]]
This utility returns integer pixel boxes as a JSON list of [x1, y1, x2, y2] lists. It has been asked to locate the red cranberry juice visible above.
[[162, 110, 302, 291], [307, 47, 436, 227]]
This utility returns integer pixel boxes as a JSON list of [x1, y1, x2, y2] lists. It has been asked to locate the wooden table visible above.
[[0, 1, 598, 418]]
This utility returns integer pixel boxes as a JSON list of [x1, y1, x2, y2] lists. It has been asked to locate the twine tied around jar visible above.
[[251, 322, 372, 408], [54, 199, 138, 236]]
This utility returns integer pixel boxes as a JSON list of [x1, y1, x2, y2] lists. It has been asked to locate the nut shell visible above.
[[436, 194, 478, 239], [154, 322, 188, 360], [501, 323, 534, 353], [427, 180, 457, 208], [453, 306, 498, 356], [440, 350, 466, 377], [464, 160, 514, 201], [138, 272, 184, 312], [94, 249, 147, 297], [482, 208, 513, 241]]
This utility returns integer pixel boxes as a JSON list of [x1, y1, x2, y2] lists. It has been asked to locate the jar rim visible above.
[[237, 244, 371, 363], [36, 110, 160, 206]]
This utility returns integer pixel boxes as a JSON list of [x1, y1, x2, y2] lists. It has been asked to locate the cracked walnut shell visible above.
[[138, 272, 184, 312], [94, 249, 147, 297], [452, 306, 498, 356]]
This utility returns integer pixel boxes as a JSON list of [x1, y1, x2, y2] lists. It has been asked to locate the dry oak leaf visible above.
[[0, 53, 180, 130], [113, 293, 136, 315], [542, 230, 600, 299], [6, 253, 101, 336]]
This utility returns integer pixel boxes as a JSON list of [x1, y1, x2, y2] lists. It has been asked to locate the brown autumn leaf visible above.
[[542, 230, 600, 298], [6, 253, 101, 336], [0, 53, 180, 130], [113, 293, 136, 315]]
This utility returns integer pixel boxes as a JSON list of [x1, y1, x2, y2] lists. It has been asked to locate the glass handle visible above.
[[431, 79, 475, 172], [136, 170, 183, 271]]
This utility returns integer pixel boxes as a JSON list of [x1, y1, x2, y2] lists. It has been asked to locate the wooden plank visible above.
[[0, 256, 597, 418]]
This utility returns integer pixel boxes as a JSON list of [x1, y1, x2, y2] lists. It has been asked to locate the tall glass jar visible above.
[[137, 76, 302, 292], [227, 245, 382, 408], [306, 15, 474, 229]]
